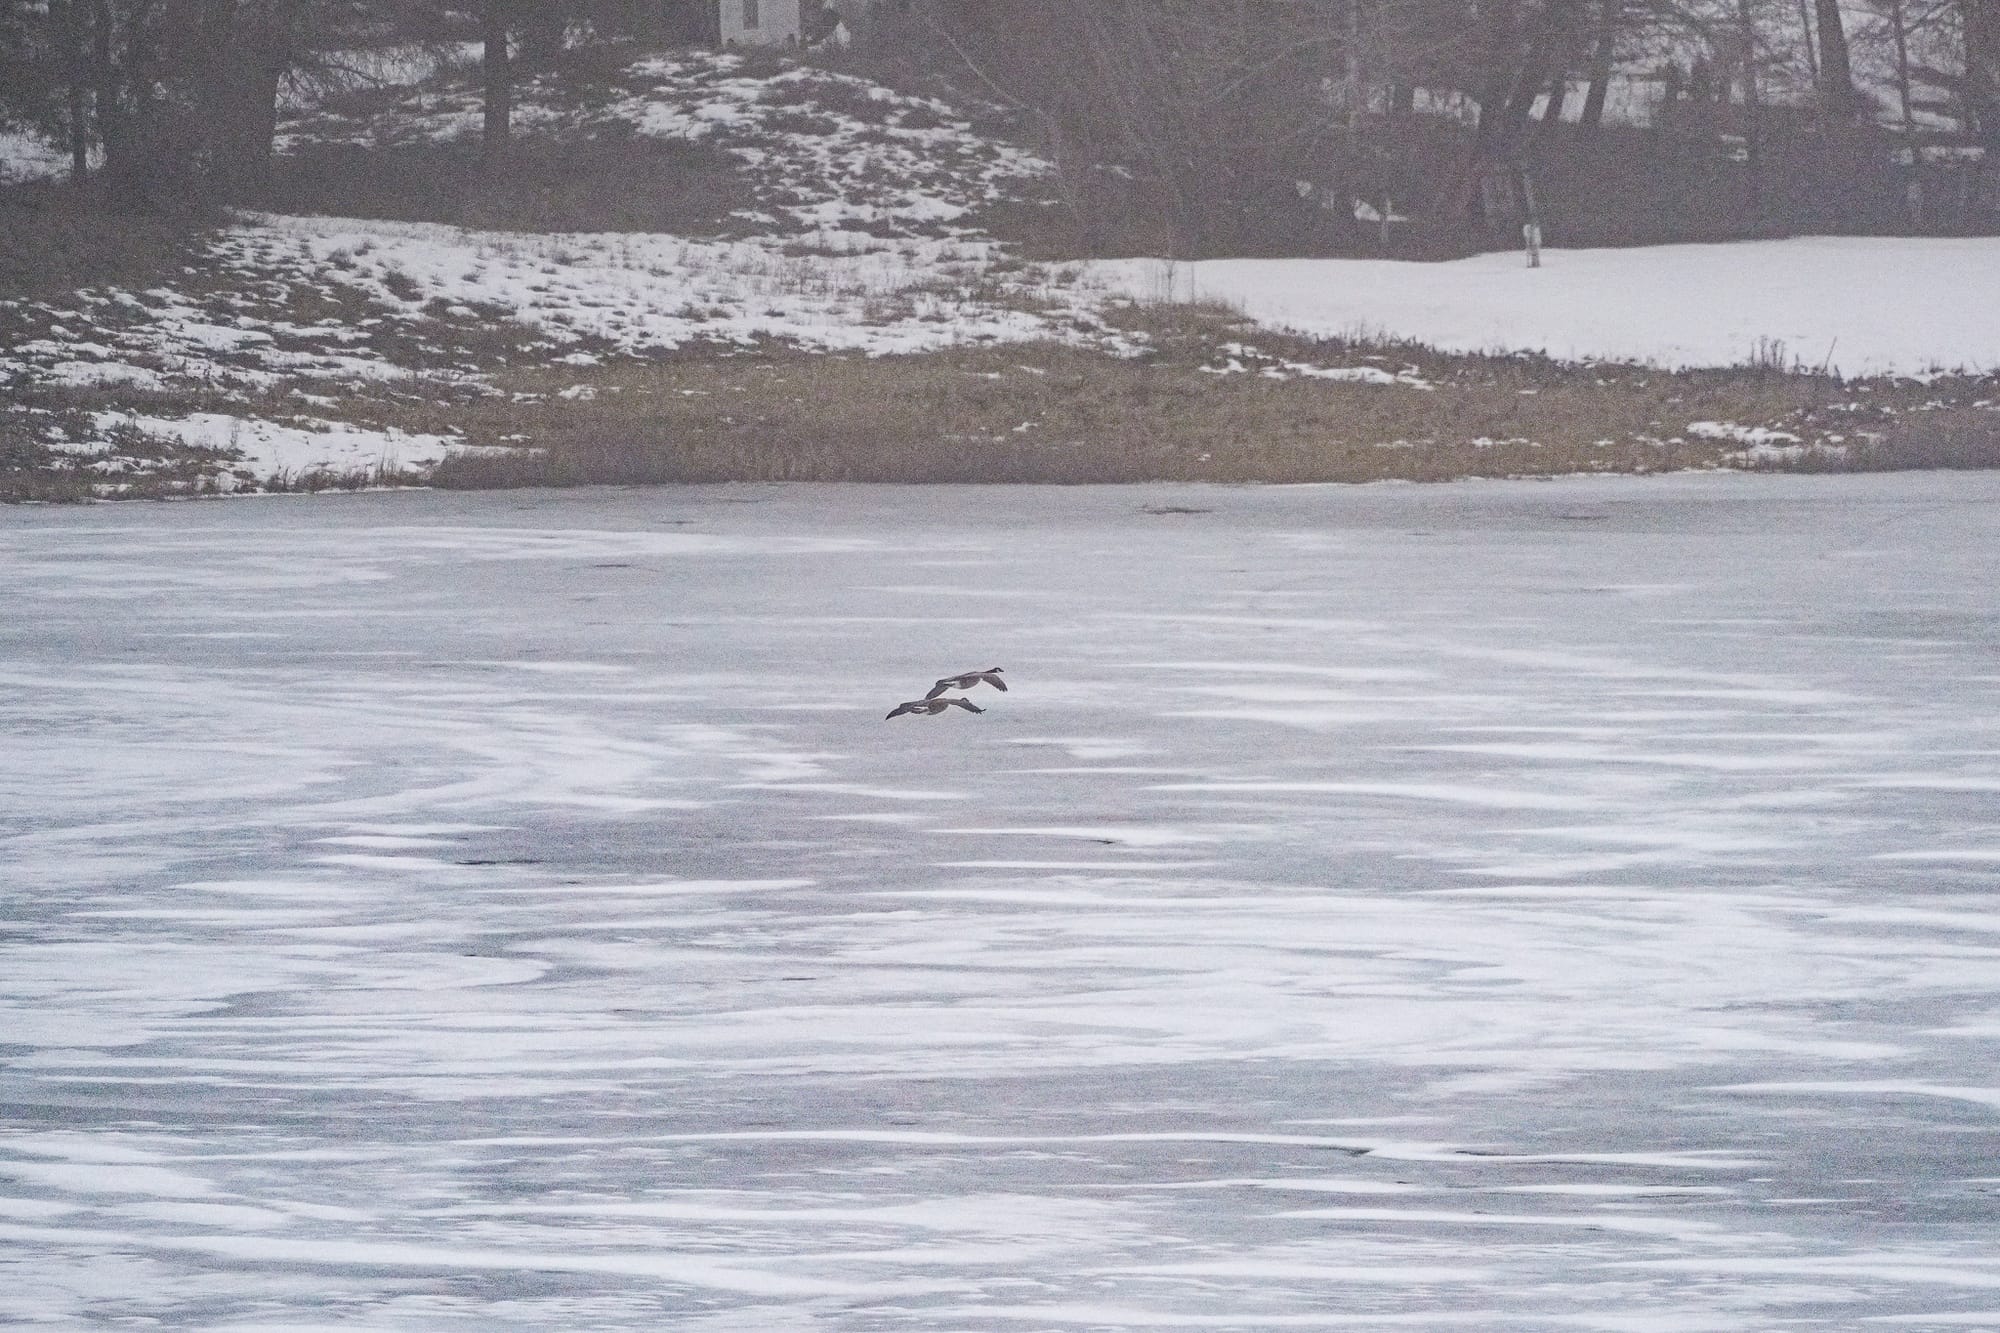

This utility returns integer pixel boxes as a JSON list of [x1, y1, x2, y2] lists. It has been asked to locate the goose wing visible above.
[[944, 697, 985, 713]]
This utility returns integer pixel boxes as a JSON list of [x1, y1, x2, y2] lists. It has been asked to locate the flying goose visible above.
[[886, 696, 986, 720], [925, 667, 1006, 700]]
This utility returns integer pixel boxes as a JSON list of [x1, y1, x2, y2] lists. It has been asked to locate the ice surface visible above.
[[3, 474, 1999, 1328]]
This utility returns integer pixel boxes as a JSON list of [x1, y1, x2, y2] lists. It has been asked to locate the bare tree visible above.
[[1446, 0, 1595, 215], [481, 0, 513, 160], [0, 0, 371, 205], [1813, 0, 1860, 112], [912, 1, 1360, 254], [1577, 0, 1624, 129], [1964, 0, 2000, 139]]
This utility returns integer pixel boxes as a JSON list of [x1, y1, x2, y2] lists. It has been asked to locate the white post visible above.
[[1523, 222, 1543, 267]]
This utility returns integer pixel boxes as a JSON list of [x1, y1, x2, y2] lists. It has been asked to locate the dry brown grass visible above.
[[424, 311, 1999, 488], [0, 193, 209, 297], [0, 407, 243, 502]]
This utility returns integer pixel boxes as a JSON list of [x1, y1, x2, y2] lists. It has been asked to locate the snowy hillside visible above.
[[279, 50, 1048, 240], [3, 45, 1998, 495], [0, 49, 1105, 493]]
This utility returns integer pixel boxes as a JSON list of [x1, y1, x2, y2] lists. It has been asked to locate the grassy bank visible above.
[[420, 310, 2000, 488], [10, 312, 2000, 499], [4, 200, 1996, 500]]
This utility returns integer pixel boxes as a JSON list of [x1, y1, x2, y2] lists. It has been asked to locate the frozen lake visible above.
[[4, 475, 1999, 1330]]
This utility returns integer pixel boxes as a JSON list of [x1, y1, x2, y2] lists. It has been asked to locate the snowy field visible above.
[[4, 474, 2000, 1329], [1087, 237, 2000, 376]]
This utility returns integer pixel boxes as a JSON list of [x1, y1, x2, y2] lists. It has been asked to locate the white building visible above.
[[717, 0, 804, 47]]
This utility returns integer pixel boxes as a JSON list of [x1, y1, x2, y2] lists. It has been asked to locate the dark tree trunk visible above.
[[1454, 0, 1519, 218], [215, 49, 286, 194], [203, 0, 297, 197], [1457, 0, 1590, 218], [68, 83, 92, 179], [1739, 0, 1766, 223], [1540, 71, 1571, 127], [52, 0, 92, 177], [91, 0, 136, 200], [482, 1, 513, 162], [1965, 0, 2000, 144], [1577, 0, 1617, 131], [1472, 0, 1520, 139], [1813, 0, 1857, 115], [1888, 0, 1916, 132]]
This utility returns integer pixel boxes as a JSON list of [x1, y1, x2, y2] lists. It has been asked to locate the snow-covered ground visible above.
[[4, 475, 1999, 1328], [0, 48, 1091, 490], [7, 43, 1999, 490], [83, 410, 466, 487], [3, 217, 1075, 398], [233, 213, 1079, 357], [13, 223, 1998, 494], [0, 216, 1101, 491], [13, 225, 1998, 493], [1085, 237, 2000, 376]]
